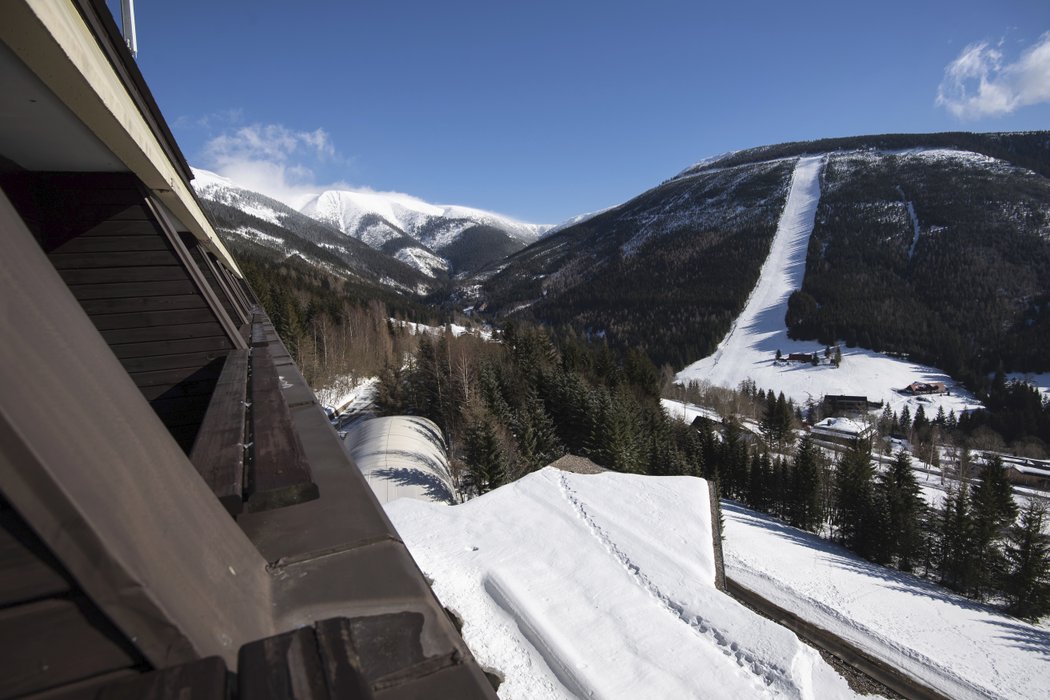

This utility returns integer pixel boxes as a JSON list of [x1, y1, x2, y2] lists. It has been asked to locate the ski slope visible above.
[[723, 502, 1050, 700], [387, 469, 864, 699], [676, 155, 982, 417]]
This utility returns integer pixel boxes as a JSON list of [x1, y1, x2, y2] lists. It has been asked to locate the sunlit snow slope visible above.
[[723, 502, 1050, 700], [387, 468, 864, 699], [676, 155, 982, 416]]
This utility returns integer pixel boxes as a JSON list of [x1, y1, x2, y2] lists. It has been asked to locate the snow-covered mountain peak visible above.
[[298, 187, 549, 246], [192, 167, 551, 278]]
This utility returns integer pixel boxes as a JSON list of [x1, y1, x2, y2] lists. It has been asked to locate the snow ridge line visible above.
[[726, 557, 991, 700], [483, 573, 594, 700], [555, 474, 788, 698]]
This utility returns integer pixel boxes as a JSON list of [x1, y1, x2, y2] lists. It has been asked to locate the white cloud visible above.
[[200, 123, 349, 207], [936, 32, 1050, 119], [197, 121, 437, 211]]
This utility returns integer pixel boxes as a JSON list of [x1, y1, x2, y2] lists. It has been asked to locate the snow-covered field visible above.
[[675, 155, 984, 418], [392, 318, 494, 340], [723, 502, 1050, 700], [387, 469, 865, 699]]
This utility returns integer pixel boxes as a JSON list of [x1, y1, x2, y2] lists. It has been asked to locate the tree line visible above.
[[374, 323, 708, 493]]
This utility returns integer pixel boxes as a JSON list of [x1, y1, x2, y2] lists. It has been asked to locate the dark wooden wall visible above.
[[1, 173, 238, 451], [0, 497, 146, 699]]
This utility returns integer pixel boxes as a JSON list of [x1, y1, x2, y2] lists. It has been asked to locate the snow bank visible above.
[[723, 502, 1050, 700], [676, 155, 982, 418], [387, 469, 864, 699]]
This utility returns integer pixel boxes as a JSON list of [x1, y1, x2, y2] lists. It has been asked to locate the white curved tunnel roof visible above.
[[346, 416, 456, 505]]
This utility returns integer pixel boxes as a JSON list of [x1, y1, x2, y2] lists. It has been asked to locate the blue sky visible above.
[[124, 0, 1050, 224]]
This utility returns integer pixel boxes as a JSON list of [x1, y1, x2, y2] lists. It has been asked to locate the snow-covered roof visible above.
[[812, 416, 871, 436], [346, 416, 456, 505], [386, 469, 862, 698]]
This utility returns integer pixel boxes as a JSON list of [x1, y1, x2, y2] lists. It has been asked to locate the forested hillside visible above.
[[788, 147, 1050, 388], [213, 230, 436, 390], [480, 159, 796, 367], [481, 131, 1050, 392]]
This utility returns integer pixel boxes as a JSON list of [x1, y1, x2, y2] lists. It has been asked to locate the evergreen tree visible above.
[[719, 418, 749, 500], [970, 455, 1019, 597], [463, 410, 508, 495], [589, 386, 643, 472], [879, 450, 926, 570], [760, 391, 779, 446], [746, 452, 774, 512], [913, 405, 928, 435], [1003, 502, 1050, 620], [937, 484, 978, 593], [374, 363, 408, 415], [513, 387, 563, 473], [832, 441, 878, 557], [788, 435, 823, 531], [878, 405, 894, 436], [935, 405, 947, 426]]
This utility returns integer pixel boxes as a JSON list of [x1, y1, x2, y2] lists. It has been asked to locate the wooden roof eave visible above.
[[0, 0, 243, 278]]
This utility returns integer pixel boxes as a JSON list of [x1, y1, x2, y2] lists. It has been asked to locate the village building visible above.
[[810, 416, 876, 445], [823, 395, 870, 415], [906, 381, 947, 395], [787, 352, 816, 362], [977, 453, 1050, 491]]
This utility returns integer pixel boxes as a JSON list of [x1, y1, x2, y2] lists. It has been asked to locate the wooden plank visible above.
[[251, 322, 269, 348], [80, 219, 166, 237], [69, 280, 198, 300], [79, 294, 208, 315], [190, 350, 249, 514], [246, 348, 317, 512], [314, 618, 374, 700], [101, 322, 224, 345], [238, 627, 328, 700], [134, 375, 219, 402], [19, 670, 138, 700], [345, 613, 425, 683], [91, 308, 220, 331], [150, 393, 214, 419], [59, 266, 189, 284], [121, 350, 229, 374], [49, 251, 178, 269], [52, 235, 171, 253], [111, 335, 231, 361], [189, 246, 241, 326], [59, 203, 153, 221], [96, 656, 229, 700], [0, 514, 69, 607], [129, 364, 223, 391], [0, 599, 138, 698]]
